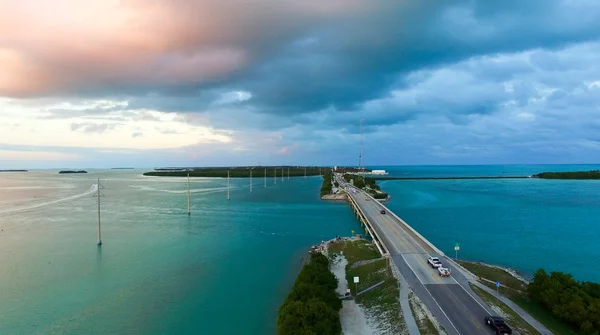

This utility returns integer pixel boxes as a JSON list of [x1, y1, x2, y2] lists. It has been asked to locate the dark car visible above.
[[380, 209, 386, 214], [484, 316, 512, 334]]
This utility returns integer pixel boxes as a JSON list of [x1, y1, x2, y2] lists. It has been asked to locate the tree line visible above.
[[533, 170, 600, 179], [277, 252, 342, 335], [144, 167, 327, 178], [320, 171, 333, 197], [528, 269, 600, 334]]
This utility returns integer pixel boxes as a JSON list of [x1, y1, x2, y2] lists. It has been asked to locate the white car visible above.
[[427, 256, 442, 268], [438, 267, 451, 277]]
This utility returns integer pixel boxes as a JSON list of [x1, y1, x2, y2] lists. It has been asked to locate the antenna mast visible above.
[[359, 118, 364, 172], [93, 178, 105, 246]]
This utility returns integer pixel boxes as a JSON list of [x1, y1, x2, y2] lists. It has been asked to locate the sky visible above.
[[1, 0, 600, 169]]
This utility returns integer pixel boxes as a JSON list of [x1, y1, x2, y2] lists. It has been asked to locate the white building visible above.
[[370, 170, 388, 175]]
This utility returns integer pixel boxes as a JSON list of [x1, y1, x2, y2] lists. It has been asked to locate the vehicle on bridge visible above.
[[438, 267, 451, 276], [427, 256, 442, 268], [380, 209, 386, 214], [484, 316, 513, 334]]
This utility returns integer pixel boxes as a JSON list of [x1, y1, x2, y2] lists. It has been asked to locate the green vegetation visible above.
[[320, 171, 333, 197], [457, 261, 527, 292], [528, 269, 600, 334], [533, 170, 600, 179], [333, 240, 404, 333], [459, 261, 577, 335], [342, 174, 389, 199], [277, 252, 341, 335], [408, 291, 443, 335], [328, 239, 380, 264], [469, 284, 541, 335], [144, 166, 327, 178]]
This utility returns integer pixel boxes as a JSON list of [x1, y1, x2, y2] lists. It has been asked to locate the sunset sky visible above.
[[2, 0, 600, 168]]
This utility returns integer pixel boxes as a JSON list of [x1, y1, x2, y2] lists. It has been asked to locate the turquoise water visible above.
[[2, 165, 600, 334], [0, 171, 360, 334], [375, 165, 600, 281]]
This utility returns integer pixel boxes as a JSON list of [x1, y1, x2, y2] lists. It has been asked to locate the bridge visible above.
[[337, 173, 495, 335]]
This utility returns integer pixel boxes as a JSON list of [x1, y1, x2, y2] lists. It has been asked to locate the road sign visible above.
[[454, 246, 460, 251], [354, 276, 359, 283], [496, 282, 500, 287]]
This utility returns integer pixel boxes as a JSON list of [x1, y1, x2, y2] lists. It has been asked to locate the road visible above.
[[339, 176, 496, 335]]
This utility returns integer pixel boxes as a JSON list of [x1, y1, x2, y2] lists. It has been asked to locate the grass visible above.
[[457, 260, 527, 292], [470, 284, 541, 335], [328, 239, 381, 264], [408, 291, 443, 335], [459, 262, 577, 335], [331, 239, 404, 333]]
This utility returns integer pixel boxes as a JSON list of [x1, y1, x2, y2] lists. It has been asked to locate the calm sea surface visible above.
[[0, 170, 359, 334], [1, 165, 599, 334]]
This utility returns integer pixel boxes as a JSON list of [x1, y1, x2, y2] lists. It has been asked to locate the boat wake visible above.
[[0, 184, 98, 214]]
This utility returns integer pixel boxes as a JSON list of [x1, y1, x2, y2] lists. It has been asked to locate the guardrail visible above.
[[346, 192, 388, 256]]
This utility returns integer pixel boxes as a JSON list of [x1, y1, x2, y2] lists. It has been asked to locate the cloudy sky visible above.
[[1, 0, 600, 168]]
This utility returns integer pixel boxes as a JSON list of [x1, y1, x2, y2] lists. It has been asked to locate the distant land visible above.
[[144, 166, 368, 178], [58, 170, 88, 174], [533, 170, 600, 179], [368, 176, 530, 181], [111, 168, 135, 170], [0, 170, 28, 172]]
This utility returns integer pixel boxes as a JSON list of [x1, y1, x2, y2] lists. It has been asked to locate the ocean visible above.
[[1, 165, 599, 334], [0, 170, 359, 334]]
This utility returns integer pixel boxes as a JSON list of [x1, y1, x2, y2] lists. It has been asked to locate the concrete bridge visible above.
[[336, 173, 496, 335]]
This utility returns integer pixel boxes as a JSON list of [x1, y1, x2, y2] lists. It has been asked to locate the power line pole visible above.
[[304, 167, 306, 178], [287, 167, 290, 180], [250, 168, 252, 193], [93, 178, 105, 246], [187, 173, 191, 216], [274, 168, 277, 184], [227, 170, 230, 200], [264, 168, 266, 188]]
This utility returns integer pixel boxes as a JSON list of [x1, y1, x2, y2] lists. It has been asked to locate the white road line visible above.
[[401, 254, 461, 335]]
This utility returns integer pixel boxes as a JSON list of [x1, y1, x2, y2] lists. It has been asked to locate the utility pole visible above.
[[264, 168, 266, 188], [288, 167, 290, 180], [250, 168, 252, 193], [281, 167, 284, 182], [274, 168, 277, 184], [227, 170, 230, 200], [187, 173, 191, 215], [304, 167, 306, 178], [93, 178, 105, 246]]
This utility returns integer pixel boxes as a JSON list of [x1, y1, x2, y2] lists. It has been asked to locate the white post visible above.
[[187, 173, 191, 215], [227, 170, 230, 200], [97, 178, 102, 246], [250, 169, 252, 193]]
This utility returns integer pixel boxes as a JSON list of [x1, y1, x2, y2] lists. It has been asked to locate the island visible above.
[[111, 167, 134, 170], [532, 170, 600, 179], [0, 170, 28, 172], [58, 170, 88, 174], [143, 166, 357, 178]]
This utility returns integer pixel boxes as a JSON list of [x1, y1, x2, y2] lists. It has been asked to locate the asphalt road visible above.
[[341, 177, 497, 335]]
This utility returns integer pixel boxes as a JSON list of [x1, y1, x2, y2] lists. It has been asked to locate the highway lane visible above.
[[343, 180, 495, 335]]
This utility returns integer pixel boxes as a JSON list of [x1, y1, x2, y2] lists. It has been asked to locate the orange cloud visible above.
[[0, 0, 375, 97]]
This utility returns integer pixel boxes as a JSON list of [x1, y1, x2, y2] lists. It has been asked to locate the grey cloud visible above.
[[132, 132, 144, 138], [71, 122, 120, 133]]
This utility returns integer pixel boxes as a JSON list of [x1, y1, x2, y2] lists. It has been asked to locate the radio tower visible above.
[[359, 118, 364, 173]]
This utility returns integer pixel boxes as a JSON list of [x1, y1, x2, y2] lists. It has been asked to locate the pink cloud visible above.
[[0, 0, 376, 97], [276, 147, 289, 154]]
